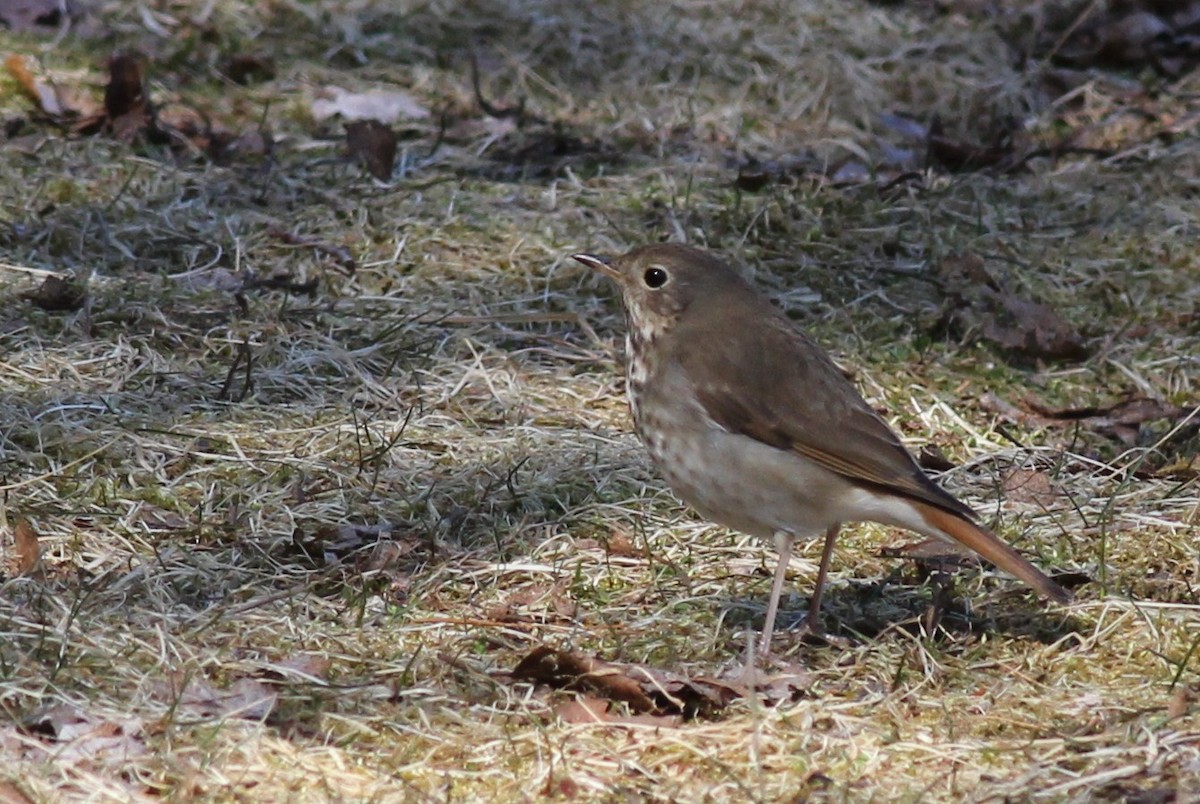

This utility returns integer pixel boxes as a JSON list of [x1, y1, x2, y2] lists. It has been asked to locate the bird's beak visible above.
[[571, 252, 619, 280]]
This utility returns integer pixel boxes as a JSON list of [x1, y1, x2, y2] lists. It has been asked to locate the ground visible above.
[[1, 0, 1198, 801]]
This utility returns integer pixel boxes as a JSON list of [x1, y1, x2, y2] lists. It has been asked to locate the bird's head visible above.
[[572, 243, 747, 335]]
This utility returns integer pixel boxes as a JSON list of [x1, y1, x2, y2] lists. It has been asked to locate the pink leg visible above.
[[758, 531, 796, 656], [804, 523, 840, 632], [758, 524, 840, 657]]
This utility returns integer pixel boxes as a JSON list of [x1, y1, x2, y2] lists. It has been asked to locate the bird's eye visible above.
[[643, 267, 669, 289]]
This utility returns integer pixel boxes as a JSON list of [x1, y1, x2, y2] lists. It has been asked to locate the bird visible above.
[[572, 243, 1071, 655]]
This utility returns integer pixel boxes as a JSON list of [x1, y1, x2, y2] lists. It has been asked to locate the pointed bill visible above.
[[571, 252, 620, 280]]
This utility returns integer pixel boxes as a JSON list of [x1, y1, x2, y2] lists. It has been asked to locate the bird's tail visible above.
[[916, 503, 1072, 604]]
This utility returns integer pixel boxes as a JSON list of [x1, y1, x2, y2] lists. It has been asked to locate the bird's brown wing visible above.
[[674, 295, 975, 519]]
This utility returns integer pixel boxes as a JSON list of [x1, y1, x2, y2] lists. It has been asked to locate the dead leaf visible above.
[[266, 227, 357, 274], [510, 646, 782, 718], [603, 530, 644, 558], [258, 652, 332, 684], [311, 86, 430, 124], [290, 521, 419, 570], [540, 772, 582, 799], [1001, 468, 1061, 508], [659, 674, 746, 713], [4, 131, 47, 155], [511, 646, 656, 712], [220, 53, 275, 85], [724, 661, 814, 707], [917, 445, 956, 472], [881, 537, 975, 564], [12, 518, 42, 577], [550, 586, 578, 620], [23, 704, 147, 765], [981, 392, 1198, 476], [360, 538, 421, 573], [979, 293, 1089, 361], [20, 274, 85, 311], [1167, 684, 1193, 720], [104, 52, 151, 142], [553, 695, 683, 728], [927, 116, 1016, 172], [1005, 2, 1200, 78], [553, 696, 615, 724], [733, 154, 815, 191], [4, 54, 63, 115], [344, 119, 397, 180], [0, 781, 35, 804], [880, 537, 980, 590], [157, 675, 278, 722], [1022, 395, 1196, 446], [132, 503, 190, 532], [935, 253, 1090, 363]]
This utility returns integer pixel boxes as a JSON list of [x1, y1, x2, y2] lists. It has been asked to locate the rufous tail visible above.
[[917, 503, 1072, 604]]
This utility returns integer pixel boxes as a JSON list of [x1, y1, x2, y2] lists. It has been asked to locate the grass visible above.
[[1, 0, 1199, 800]]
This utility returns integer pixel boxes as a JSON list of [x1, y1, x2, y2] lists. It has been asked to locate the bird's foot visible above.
[[731, 643, 814, 694], [787, 616, 851, 650]]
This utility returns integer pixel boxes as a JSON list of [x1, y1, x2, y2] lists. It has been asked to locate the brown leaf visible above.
[[4, 53, 63, 115], [258, 652, 332, 684], [1001, 468, 1060, 508], [917, 445, 956, 472], [160, 675, 278, 721], [732, 153, 818, 191], [512, 646, 656, 712], [22, 704, 147, 764], [603, 530, 644, 558], [659, 674, 745, 715], [104, 52, 152, 142], [729, 661, 815, 707], [553, 695, 613, 724], [927, 132, 1012, 172], [734, 168, 773, 192], [1023, 395, 1195, 446], [220, 53, 275, 85], [881, 537, 974, 562], [540, 772, 582, 798], [935, 253, 1089, 362], [0, 780, 35, 804], [977, 292, 1090, 362], [550, 586, 578, 620], [133, 503, 190, 532], [20, 274, 86, 311], [926, 116, 1017, 172], [104, 52, 145, 118], [345, 120, 397, 180], [880, 537, 980, 586], [360, 537, 421, 573], [511, 646, 759, 718], [553, 695, 682, 728], [12, 518, 42, 577], [266, 227, 357, 273]]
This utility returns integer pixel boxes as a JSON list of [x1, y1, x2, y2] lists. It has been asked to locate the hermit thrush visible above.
[[572, 244, 1070, 653]]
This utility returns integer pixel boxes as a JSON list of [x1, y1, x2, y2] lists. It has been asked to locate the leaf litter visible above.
[[509, 645, 809, 722], [935, 252, 1090, 363]]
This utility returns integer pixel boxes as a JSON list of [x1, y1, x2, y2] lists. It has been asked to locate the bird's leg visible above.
[[758, 531, 796, 657], [800, 523, 840, 637]]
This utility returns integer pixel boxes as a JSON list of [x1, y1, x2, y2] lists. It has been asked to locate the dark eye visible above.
[[643, 267, 668, 288]]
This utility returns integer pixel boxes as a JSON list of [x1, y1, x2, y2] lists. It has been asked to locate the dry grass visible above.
[[2, 0, 1199, 800]]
